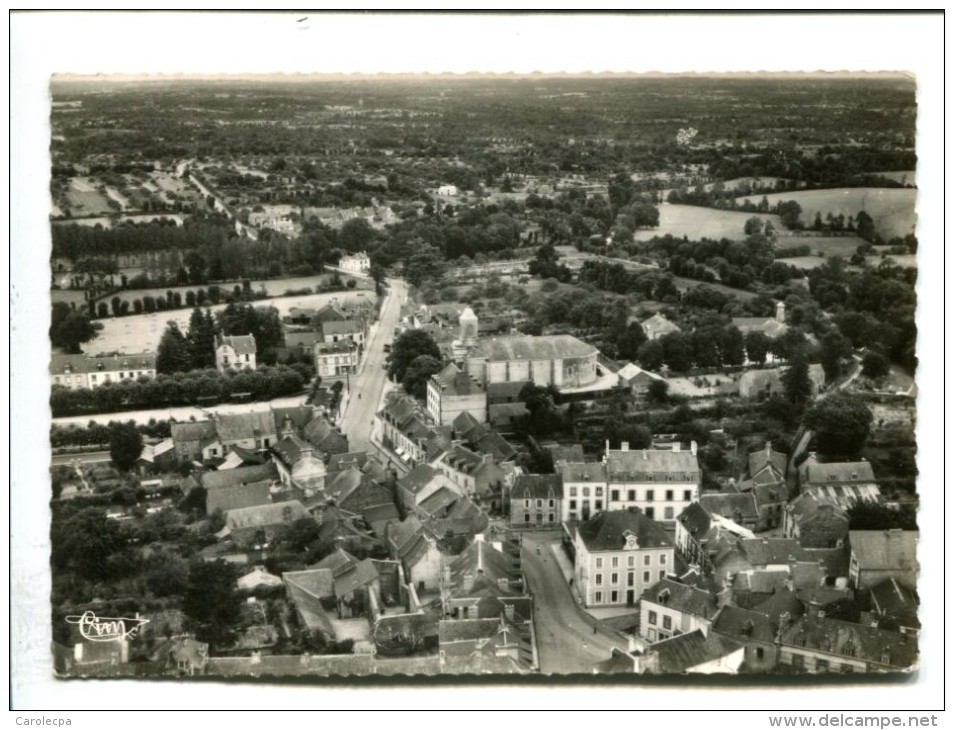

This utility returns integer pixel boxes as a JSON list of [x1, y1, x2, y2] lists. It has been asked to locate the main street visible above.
[[339, 278, 407, 454], [520, 531, 628, 673]]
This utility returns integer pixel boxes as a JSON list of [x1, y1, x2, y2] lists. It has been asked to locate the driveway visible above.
[[520, 532, 628, 674]]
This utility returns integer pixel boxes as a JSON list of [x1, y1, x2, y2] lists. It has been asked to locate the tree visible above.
[[517, 383, 563, 438], [745, 331, 771, 366], [777, 200, 803, 229], [637, 339, 665, 371], [156, 321, 192, 374], [855, 210, 877, 243], [862, 350, 890, 379], [144, 551, 190, 597], [183, 559, 243, 647], [846, 501, 917, 531], [401, 355, 442, 400], [743, 216, 764, 236], [109, 421, 143, 471], [615, 322, 647, 362], [186, 308, 217, 370], [721, 325, 746, 367], [805, 391, 873, 458], [51, 507, 126, 580], [369, 263, 387, 296], [387, 329, 441, 382], [660, 332, 694, 373], [782, 350, 813, 409], [646, 379, 669, 405], [819, 329, 852, 381], [50, 304, 97, 353]]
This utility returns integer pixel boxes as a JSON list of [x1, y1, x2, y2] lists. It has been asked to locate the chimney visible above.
[[766, 441, 772, 456], [621, 442, 629, 452], [605, 440, 610, 458], [690, 441, 698, 456], [717, 574, 734, 608]]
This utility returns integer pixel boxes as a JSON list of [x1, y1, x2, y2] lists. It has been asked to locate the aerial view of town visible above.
[[46, 72, 920, 679]]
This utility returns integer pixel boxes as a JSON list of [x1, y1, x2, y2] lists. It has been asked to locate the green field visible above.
[[634, 204, 783, 243], [736, 187, 917, 240]]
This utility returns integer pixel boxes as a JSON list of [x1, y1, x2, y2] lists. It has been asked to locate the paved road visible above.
[[520, 532, 627, 673], [50, 450, 112, 466], [339, 279, 407, 454]]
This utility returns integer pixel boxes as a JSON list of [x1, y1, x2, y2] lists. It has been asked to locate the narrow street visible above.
[[339, 278, 407, 454], [520, 531, 628, 673]]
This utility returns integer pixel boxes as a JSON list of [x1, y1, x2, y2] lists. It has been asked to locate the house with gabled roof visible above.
[[202, 462, 281, 514], [510, 474, 562, 529], [777, 614, 918, 674], [213, 410, 278, 454], [640, 312, 681, 341], [438, 443, 507, 505], [216, 334, 257, 372], [438, 615, 536, 673], [441, 537, 525, 619], [282, 568, 337, 639], [595, 629, 743, 675], [748, 442, 788, 486], [397, 464, 459, 513], [798, 454, 881, 509], [427, 361, 487, 427], [386, 514, 443, 594], [848, 530, 918, 591], [225, 500, 309, 548], [171, 420, 219, 463], [868, 578, 919, 637], [271, 417, 327, 499], [302, 415, 349, 458], [573, 509, 674, 608], [784, 491, 850, 548], [639, 577, 722, 643]]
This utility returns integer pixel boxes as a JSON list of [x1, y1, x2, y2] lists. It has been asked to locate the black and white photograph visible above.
[[10, 9, 945, 718]]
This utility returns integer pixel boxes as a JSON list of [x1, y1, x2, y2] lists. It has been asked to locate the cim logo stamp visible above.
[[65, 611, 149, 642]]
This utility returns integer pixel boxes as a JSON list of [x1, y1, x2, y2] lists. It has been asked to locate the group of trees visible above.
[[386, 329, 443, 399], [50, 302, 98, 353], [51, 418, 171, 450], [50, 364, 309, 417]]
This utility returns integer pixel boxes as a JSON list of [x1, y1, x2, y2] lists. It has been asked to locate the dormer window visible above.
[[658, 588, 670, 604]]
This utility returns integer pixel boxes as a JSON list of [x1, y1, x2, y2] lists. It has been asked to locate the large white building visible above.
[[216, 334, 257, 372], [426, 362, 487, 426], [560, 442, 701, 526], [338, 251, 371, 273], [451, 307, 600, 391], [50, 352, 157, 390], [573, 509, 674, 608]]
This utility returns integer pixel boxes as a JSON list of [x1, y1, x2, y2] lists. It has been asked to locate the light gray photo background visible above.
[[9, 10, 946, 719]]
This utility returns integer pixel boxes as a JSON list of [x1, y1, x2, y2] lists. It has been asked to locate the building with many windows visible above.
[[50, 352, 156, 390], [216, 334, 257, 372], [510, 474, 562, 529], [572, 509, 674, 608], [338, 251, 370, 273], [426, 362, 487, 427], [314, 341, 359, 378]]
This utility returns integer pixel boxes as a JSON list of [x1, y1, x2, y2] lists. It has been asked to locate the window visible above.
[[583, 487, 590, 497], [595, 558, 602, 569], [665, 490, 674, 501], [683, 490, 692, 501], [662, 616, 672, 630], [646, 490, 654, 501], [791, 654, 805, 670], [643, 571, 650, 583], [643, 555, 651, 566], [569, 513, 577, 521], [595, 487, 603, 497], [611, 591, 618, 603], [627, 556, 634, 567], [536, 499, 542, 508], [646, 507, 655, 519], [91, 375, 97, 382], [627, 573, 634, 587], [525, 499, 530, 508], [611, 489, 620, 501], [594, 592, 603, 604], [548, 514, 555, 523], [815, 659, 830, 672], [664, 507, 674, 519], [210, 448, 218, 456], [595, 574, 603, 585], [841, 665, 854, 674], [536, 513, 542, 523], [628, 489, 636, 501], [549, 499, 554, 508], [611, 573, 618, 585], [569, 500, 577, 509], [595, 500, 603, 511], [755, 647, 765, 660], [648, 611, 657, 626], [660, 554, 667, 565], [569, 487, 577, 497], [524, 514, 530, 523], [659, 570, 666, 580], [612, 557, 619, 568]]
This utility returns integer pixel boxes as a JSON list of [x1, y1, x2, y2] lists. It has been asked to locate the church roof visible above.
[[470, 335, 596, 362]]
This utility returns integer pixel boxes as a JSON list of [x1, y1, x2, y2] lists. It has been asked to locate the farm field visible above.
[[633, 204, 783, 242], [736, 187, 917, 240], [92, 273, 373, 309], [865, 170, 916, 186], [83, 288, 376, 356], [63, 177, 115, 216], [778, 235, 868, 258]]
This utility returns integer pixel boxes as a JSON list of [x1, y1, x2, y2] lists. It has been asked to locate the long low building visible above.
[[51, 352, 157, 390]]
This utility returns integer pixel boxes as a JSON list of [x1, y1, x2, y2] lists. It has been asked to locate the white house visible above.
[[216, 334, 257, 372], [338, 252, 370, 273]]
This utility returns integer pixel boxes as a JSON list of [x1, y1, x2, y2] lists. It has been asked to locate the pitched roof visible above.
[[544, 443, 585, 465], [333, 558, 381, 596], [869, 578, 919, 627], [641, 313, 681, 337], [321, 320, 362, 336], [779, 615, 918, 670], [337, 473, 392, 514], [560, 461, 606, 483], [202, 462, 279, 492], [787, 492, 849, 524], [452, 411, 482, 435], [700, 493, 759, 522], [418, 487, 461, 518], [171, 420, 216, 444], [205, 479, 272, 514], [647, 629, 743, 674], [471, 334, 597, 362], [712, 605, 777, 644], [748, 443, 788, 479], [740, 538, 805, 566], [618, 362, 666, 383], [363, 502, 401, 537], [50, 352, 156, 376], [271, 433, 316, 467], [803, 459, 877, 486], [218, 334, 257, 355], [214, 411, 276, 442], [511, 474, 562, 501], [606, 448, 700, 479], [576, 509, 673, 552], [379, 395, 419, 428], [438, 617, 502, 644], [272, 406, 316, 433], [327, 451, 369, 472], [640, 578, 720, 620], [731, 317, 787, 338], [805, 483, 882, 509], [432, 362, 484, 397], [398, 464, 442, 496], [677, 501, 712, 539], [849, 530, 919, 573], [441, 444, 484, 474], [750, 586, 805, 623], [226, 500, 308, 530], [465, 425, 517, 463], [447, 540, 521, 593]]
